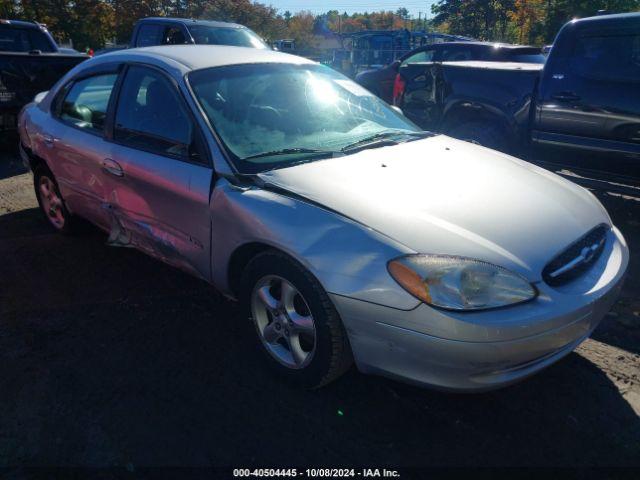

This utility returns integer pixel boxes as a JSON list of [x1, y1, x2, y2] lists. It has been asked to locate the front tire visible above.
[[240, 250, 353, 388], [33, 165, 75, 234]]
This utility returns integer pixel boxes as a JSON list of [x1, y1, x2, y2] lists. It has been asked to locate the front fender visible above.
[[209, 179, 420, 310]]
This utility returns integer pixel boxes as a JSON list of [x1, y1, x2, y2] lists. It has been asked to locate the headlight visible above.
[[388, 255, 537, 311]]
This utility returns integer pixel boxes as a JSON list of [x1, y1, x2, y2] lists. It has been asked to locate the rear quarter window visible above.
[[0, 25, 55, 52]]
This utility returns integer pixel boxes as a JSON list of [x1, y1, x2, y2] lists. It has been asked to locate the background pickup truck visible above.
[[95, 17, 269, 56], [395, 12, 640, 179], [0, 19, 88, 138]]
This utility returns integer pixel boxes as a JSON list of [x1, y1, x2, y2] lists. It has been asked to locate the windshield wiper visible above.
[[242, 148, 337, 161], [341, 131, 429, 153]]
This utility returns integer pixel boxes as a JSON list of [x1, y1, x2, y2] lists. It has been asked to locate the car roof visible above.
[[573, 11, 640, 25], [95, 45, 315, 72], [138, 17, 246, 29], [0, 19, 45, 30], [434, 41, 539, 50]]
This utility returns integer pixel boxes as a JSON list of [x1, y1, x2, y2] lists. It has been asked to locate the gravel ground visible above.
[[0, 151, 639, 470]]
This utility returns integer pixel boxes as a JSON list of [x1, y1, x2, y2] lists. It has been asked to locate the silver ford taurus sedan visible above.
[[18, 45, 628, 391]]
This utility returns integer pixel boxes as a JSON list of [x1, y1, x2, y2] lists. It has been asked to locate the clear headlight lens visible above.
[[388, 255, 537, 311]]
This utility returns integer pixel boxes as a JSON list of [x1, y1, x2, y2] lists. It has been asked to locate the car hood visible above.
[[257, 135, 610, 280]]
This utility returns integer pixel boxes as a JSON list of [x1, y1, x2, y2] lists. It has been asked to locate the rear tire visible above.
[[448, 121, 509, 152], [240, 250, 353, 389], [33, 165, 76, 234]]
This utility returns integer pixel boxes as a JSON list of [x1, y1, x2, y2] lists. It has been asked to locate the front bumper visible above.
[[330, 227, 628, 391]]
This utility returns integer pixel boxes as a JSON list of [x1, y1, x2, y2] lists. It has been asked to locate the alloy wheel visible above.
[[251, 275, 317, 369], [38, 176, 65, 230]]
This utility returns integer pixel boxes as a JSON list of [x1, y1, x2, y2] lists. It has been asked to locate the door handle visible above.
[[101, 158, 124, 177], [552, 92, 581, 102]]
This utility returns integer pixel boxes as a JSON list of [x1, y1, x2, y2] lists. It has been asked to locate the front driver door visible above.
[[103, 64, 213, 280]]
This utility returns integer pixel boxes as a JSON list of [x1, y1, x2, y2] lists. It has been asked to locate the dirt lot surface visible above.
[[1, 150, 639, 470]]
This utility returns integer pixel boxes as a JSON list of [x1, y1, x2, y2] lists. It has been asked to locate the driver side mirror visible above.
[[390, 105, 403, 116], [33, 91, 49, 104]]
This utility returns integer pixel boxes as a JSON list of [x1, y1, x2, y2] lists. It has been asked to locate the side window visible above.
[[136, 24, 163, 47], [162, 26, 188, 45], [114, 66, 194, 158], [0, 26, 54, 52], [570, 34, 640, 83], [59, 74, 118, 132], [441, 47, 473, 62], [400, 49, 435, 67], [28, 30, 55, 52]]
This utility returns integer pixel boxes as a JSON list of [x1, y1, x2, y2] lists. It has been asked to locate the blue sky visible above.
[[267, 1, 437, 18]]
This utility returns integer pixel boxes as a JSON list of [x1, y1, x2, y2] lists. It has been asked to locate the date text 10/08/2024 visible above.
[[233, 469, 401, 478]]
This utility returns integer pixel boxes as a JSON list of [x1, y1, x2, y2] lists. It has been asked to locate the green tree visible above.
[[201, 0, 286, 42], [0, 0, 19, 18], [287, 11, 317, 50], [432, 0, 640, 44]]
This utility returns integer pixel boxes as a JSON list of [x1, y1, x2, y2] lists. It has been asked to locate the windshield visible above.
[[189, 63, 422, 173], [0, 25, 55, 52], [187, 25, 268, 49]]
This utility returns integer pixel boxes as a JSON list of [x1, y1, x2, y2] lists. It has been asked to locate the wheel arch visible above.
[[227, 241, 307, 299], [210, 184, 419, 310], [22, 143, 50, 174]]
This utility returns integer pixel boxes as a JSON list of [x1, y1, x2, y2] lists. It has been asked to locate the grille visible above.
[[542, 225, 609, 287]]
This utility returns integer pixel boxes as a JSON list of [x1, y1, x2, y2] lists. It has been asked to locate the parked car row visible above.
[[17, 12, 629, 391], [359, 13, 640, 179]]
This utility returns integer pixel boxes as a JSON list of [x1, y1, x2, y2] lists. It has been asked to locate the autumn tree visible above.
[[201, 0, 286, 42], [509, 0, 547, 44], [287, 11, 317, 50]]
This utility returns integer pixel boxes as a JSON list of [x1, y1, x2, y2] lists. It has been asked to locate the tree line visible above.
[[431, 0, 640, 45], [0, 0, 638, 51], [0, 0, 417, 50]]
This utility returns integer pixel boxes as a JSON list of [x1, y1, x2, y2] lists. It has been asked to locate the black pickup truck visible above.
[[95, 17, 270, 56], [0, 19, 88, 137], [395, 12, 640, 178]]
